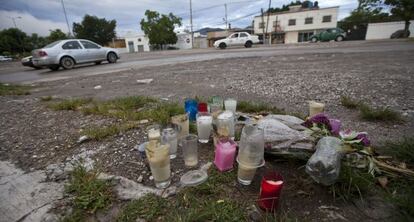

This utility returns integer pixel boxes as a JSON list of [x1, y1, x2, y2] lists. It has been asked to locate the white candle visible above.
[[309, 101, 325, 117], [224, 99, 237, 114]]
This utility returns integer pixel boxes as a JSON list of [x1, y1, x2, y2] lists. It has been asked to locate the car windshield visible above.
[[43, 40, 62, 48]]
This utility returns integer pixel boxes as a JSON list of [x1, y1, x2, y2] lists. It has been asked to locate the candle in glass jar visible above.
[[258, 172, 284, 212], [171, 114, 189, 139], [217, 111, 235, 139], [214, 139, 236, 171], [147, 125, 161, 141], [224, 98, 237, 114], [196, 112, 212, 143], [309, 101, 325, 117]]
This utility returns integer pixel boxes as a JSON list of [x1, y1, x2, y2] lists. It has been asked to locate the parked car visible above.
[[31, 39, 120, 71], [213, 32, 260, 49], [21, 56, 42, 69], [309, 28, 346, 42], [0, 55, 13, 61]]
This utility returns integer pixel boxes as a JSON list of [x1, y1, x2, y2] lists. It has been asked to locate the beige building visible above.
[[253, 5, 339, 44]]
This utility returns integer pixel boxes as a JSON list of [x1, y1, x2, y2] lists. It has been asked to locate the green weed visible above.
[[83, 122, 138, 141], [49, 98, 92, 111], [116, 193, 167, 222], [383, 178, 414, 219], [237, 100, 284, 114], [378, 137, 414, 166], [0, 83, 31, 95], [330, 165, 375, 201], [340, 96, 360, 109], [63, 165, 113, 221], [359, 104, 402, 122]]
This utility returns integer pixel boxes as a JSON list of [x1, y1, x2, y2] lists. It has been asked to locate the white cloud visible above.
[[0, 10, 68, 36]]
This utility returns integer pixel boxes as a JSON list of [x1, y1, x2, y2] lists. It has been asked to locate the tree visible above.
[[73, 15, 116, 45], [140, 10, 182, 49], [383, 0, 414, 36], [0, 28, 29, 55], [48, 29, 67, 43], [29, 33, 47, 49]]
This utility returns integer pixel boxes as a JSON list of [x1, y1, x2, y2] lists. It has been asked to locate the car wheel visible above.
[[219, 43, 227, 49], [48, 65, 60, 71], [311, 37, 318, 43], [245, 41, 252, 48], [60, 56, 75, 70], [95, 61, 102, 65], [335, 36, 344, 42], [107, 52, 117, 63]]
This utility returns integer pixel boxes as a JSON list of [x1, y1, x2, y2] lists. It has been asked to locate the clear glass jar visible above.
[[237, 124, 264, 167], [196, 112, 212, 143], [145, 141, 171, 188], [217, 111, 235, 140], [161, 127, 178, 159], [147, 124, 161, 142]]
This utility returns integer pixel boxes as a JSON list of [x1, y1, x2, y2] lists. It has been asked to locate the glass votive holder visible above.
[[161, 127, 178, 159], [147, 124, 161, 142], [258, 172, 284, 212], [185, 99, 198, 121], [196, 112, 212, 143], [182, 134, 199, 167], [224, 98, 237, 114]]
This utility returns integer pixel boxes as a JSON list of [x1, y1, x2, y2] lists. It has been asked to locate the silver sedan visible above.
[[32, 39, 120, 71]]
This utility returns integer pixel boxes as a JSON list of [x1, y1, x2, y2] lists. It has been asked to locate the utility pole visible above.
[[189, 0, 194, 49], [260, 8, 265, 40], [265, 0, 272, 45], [8, 16, 25, 53], [61, 0, 72, 37], [224, 4, 228, 30]]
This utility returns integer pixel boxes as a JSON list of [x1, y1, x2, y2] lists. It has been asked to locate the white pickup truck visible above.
[[213, 32, 260, 49]]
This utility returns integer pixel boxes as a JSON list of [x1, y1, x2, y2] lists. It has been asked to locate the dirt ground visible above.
[[1, 40, 413, 221]]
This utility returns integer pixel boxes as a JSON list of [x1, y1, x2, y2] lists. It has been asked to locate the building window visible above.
[[298, 31, 314, 42], [138, 38, 142, 42], [322, 15, 332, 23], [305, 17, 313, 24], [259, 22, 265, 28], [288, 19, 296, 26]]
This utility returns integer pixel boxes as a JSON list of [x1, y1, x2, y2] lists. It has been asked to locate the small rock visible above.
[[247, 205, 262, 222], [77, 135, 89, 144], [139, 119, 149, 124], [136, 79, 153, 84], [162, 186, 177, 198], [137, 175, 143, 183], [149, 176, 153, 180], [94, 85, 102, 89]]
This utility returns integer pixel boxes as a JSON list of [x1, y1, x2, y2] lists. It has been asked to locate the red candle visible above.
[[198, 102, 208, 112], [258, 172, 284, 212]]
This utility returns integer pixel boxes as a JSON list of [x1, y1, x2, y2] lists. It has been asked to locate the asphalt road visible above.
[[0, 39, 413, 84]]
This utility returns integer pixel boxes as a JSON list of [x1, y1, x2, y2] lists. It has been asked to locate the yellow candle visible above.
[[309, 101, 325, 117]]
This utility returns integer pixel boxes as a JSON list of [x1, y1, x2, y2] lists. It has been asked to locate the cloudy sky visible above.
[[0, 0, 357, 37]]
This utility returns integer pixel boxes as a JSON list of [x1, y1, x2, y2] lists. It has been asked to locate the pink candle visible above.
[[214, 139, 237, 172]]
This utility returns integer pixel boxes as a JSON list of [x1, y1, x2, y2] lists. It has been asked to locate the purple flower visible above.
[[356, 132, 370, 146], [329, 119, 341, 136], [302, 113, 331, 130]]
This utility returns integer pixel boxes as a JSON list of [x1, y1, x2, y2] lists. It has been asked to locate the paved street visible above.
[[1, 40, 414, 84]]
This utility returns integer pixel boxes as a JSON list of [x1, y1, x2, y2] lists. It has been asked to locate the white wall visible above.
[[173, 33, 192, 50], [124, 33, 150, 53], [285, 31, 299, 44], [366, 20, 414, 40], [254, 7, 338, 34]]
